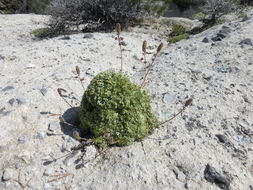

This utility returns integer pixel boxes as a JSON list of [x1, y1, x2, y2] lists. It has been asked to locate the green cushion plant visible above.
[[79, 71, 158, 148]]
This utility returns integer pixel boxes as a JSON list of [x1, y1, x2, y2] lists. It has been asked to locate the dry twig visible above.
[[47, 173, 74, 183], [12, 169, 32, 189]]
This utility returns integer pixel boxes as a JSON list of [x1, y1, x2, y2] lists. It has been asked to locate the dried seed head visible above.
[[142, 40, 147, 53], [115, 23, 121, 35], [157, 43, 163, 53], [57, 88, 62, 96], [76, 66, 80, 75], [184, 98, 193, 107]]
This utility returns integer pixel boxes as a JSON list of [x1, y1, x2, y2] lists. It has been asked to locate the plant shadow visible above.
[[60, 106, 93, 141]]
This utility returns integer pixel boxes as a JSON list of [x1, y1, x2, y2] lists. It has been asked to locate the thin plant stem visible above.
[[159, 98, 193, 126], [78, 75, 85, 90], [75, 66, 85, 90], [57, 88, 73, 108], [159, 107, 186, 126], [116, 23, 123, 73], [141, 53, 157, 87], [118, 34, 123, 72], [141, 43, 163, 87]]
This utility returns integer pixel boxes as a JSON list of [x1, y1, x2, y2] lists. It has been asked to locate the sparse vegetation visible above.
[[168, 33, 190, 43], [203, 0, 234, 25], [171, 24, 186, 36], [43, 0, 172, 38], [57, 23, 192, 150], [30, 27, 51, 38], [168, 24, 189, 43], [0, 0, 50, 14]]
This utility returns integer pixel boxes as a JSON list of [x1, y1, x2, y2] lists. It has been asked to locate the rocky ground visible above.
[[0, 10, 253, 190]]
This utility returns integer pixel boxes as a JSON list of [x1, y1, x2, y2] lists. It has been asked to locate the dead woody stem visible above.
[[13, 169, 32, 189]]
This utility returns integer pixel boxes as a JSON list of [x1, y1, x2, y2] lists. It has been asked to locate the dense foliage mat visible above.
[[79, 71, 158, 148]]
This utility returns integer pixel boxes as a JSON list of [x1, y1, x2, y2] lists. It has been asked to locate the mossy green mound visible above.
[[30, 28, 51, 39], [172, 24, 186, 36], [168, 33, 190, 43], [79, 71, 158, 148]]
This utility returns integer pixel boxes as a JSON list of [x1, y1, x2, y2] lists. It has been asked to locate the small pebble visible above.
[[132, 54, 139, 60], [0, 107, 6, 114], [203, 74, 212, 81], [48, 122, 60, 131], [120, 41, 127, 46], [61, 142, 68, 152], [16, 97, 26, 104], [85, 145, 97, 159], [2, 86, 14, 92], [250, 135, 253, 143], [0, 55, 5, 60], [60, 36, 71, 40], [233, 135, 245, 143], [147, 45, 156, 50], [163, 93, 177, 105], [25, 64, 36, 69], [83, 58, 91, 62], [83, 33, 94, 39], [46, 131, 57, 136], [43, 183, 50, 189], [40, 87, 48, 96], [204, 164, 230, 189], [8, 98, 16, 106], [18, 135, 28, 144], [15, 162, 22, 169], [202, 37, 209, 43], [43, 168, 54, 176], [35, 132, 46, 139], [215, 134, 228, 144], [2, 168, 15, 181], [240, 38, 253, 46]]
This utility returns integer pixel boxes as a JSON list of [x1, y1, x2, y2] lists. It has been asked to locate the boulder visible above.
[[159, 17, 204, 32]]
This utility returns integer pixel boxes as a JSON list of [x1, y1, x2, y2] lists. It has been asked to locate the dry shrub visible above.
[[43, 0, 172, 37]]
